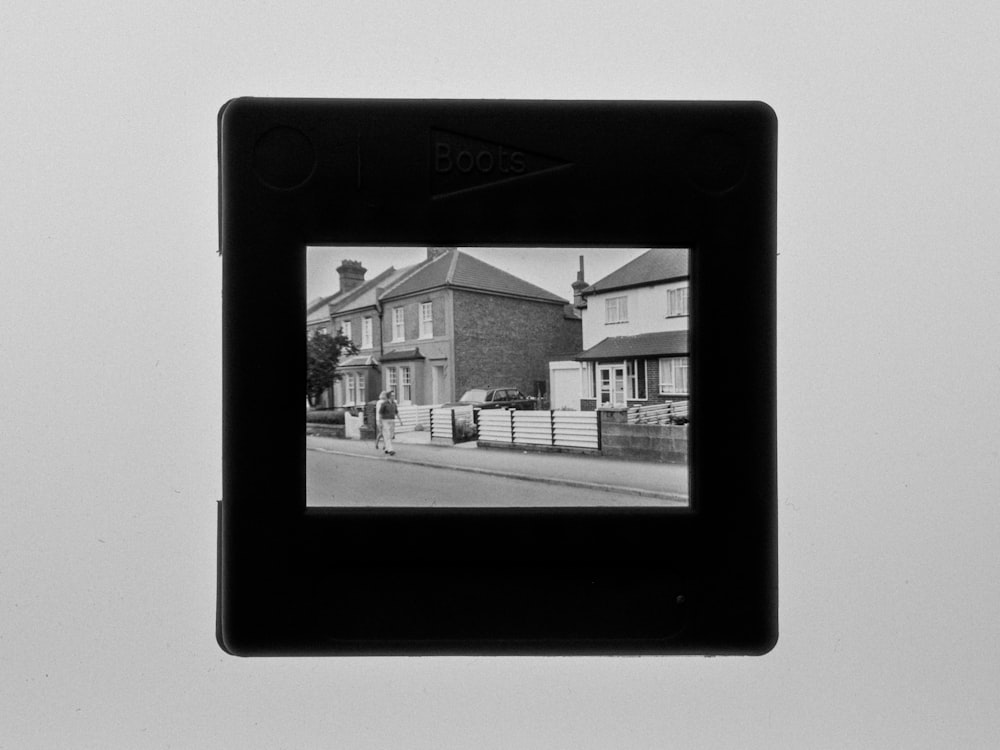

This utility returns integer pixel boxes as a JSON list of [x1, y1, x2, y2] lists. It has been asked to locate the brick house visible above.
[[573, 248, 689, 410], [325, 247, 581, 407], [318, 262, 418, 409], [305, 260, 380, 407]]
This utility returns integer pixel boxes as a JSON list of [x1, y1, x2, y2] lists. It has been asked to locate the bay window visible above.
[[658, 357, 689, 395]]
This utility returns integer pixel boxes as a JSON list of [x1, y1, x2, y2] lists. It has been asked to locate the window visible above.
[[627, 359, 647, 399], [385, 367, 397, 393], [317, 327, 327, 336], [419, 302, 433, 338], [658, 357, 689, 395], [667, 286, 689, 317], [399, 366, 412, 402], [605, 296, 628, 324], [361, 317, 372, 349], [392, 308, 405, 341], [356, 375, 365, 404], [342, 320, 352, 343], [345, 374, 357, 405]]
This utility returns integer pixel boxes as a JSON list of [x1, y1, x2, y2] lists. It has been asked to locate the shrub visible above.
[[305, 408, 346, 425]]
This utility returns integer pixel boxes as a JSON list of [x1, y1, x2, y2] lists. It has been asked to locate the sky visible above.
[[306, 246, 655, 302]]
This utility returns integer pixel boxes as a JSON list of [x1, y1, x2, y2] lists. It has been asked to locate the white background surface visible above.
[[3, 2, 999, 747]]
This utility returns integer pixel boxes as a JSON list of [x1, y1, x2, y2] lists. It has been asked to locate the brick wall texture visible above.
[[452, 290, 581, 398]]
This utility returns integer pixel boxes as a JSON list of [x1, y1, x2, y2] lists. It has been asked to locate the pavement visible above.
[[306, 429, 689, 503]]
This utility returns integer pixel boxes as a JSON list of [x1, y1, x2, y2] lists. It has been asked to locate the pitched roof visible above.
[[576, 331, 688, 360], [381, 250, 568, 304], [380, 347, 425, 362], [583, 248, 688, 296], [307, 292, 345, 324], [327, 265, 415, 314], [339, 354, 379, 368]]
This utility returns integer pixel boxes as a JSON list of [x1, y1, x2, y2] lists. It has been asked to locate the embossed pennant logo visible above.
[[430, 129, 570, 198]]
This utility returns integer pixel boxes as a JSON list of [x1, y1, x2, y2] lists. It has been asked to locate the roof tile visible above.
[[584, 248, 688, 295], [576, 331, 688, 360]]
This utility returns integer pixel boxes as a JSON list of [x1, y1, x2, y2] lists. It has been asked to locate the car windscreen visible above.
[[459, 389, 489, 402]]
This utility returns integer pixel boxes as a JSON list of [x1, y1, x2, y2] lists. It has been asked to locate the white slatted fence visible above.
[[477, 409, 599, 451], [552, 411, 599, 449], [396, 404, 434, 432], [512, 411, 554, 446], [430, 407, 454, 440], [477, 409, 513, 442]]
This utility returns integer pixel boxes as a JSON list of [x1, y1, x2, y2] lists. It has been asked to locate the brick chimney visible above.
[[427, 246, 456, 261], [336, 259, 367, 293], [571, 255, 588, 308]]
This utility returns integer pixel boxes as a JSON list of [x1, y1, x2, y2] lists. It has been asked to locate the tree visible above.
[[306, 329, 358, 407]]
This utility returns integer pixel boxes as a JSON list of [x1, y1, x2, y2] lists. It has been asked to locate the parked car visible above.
[[444, 387, 538, 411]]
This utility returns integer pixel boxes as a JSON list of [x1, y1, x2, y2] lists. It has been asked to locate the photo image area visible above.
[[305, 246, 690, 508]]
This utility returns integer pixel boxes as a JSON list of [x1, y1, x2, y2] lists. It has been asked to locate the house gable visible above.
[[583, 248, 688, 296]]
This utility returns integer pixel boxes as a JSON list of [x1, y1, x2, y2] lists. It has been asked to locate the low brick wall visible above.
[[599, 409, 687, 464]]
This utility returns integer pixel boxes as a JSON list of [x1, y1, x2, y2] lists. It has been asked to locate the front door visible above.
[[598, 364, 627, 407]]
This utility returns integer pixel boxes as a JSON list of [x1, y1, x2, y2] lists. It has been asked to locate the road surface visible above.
[[307, 450, 686, 508]]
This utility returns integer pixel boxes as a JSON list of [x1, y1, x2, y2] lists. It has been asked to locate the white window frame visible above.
[[419, 302, 433, 339], [342, 320, 352, 343], [345, 374, 356, 406], [356, 374, 366, 404], [627, 358, 647, 400], [361, 317, 373, 349], [318, 327, 328, 336], [605, 296, 628, 324], [399, 366, 412, 403], [658, 357, 689, 395], [392, 308, 405, 342], [666, 286, 689, 318], [385, 367, 397, 394]]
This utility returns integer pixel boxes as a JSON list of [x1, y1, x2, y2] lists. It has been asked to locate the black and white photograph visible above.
[[305, 247, 689, 507], [5, 0, 1000, 747]]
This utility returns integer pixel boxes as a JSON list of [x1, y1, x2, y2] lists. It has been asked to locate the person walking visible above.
[[374, 391, 387, 450], [378, 391, 403, 455]]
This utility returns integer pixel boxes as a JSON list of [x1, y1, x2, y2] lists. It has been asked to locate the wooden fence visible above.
[[627, 401, 688, 425]]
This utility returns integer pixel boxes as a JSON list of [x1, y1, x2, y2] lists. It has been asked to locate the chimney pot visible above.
[[336, 259, 367, 293]]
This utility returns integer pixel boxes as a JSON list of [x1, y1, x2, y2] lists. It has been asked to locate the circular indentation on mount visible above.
[[688, 131, 747, 194], [252, 126, 316, 190]]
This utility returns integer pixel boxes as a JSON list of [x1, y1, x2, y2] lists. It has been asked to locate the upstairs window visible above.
[[361, 317, 373, 349], [666, 286, 689, 317], [342, 320, 352, 343], [605, 296, 628, 324], [392, 308, 405, 341], [419, 302, 433, 339]]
